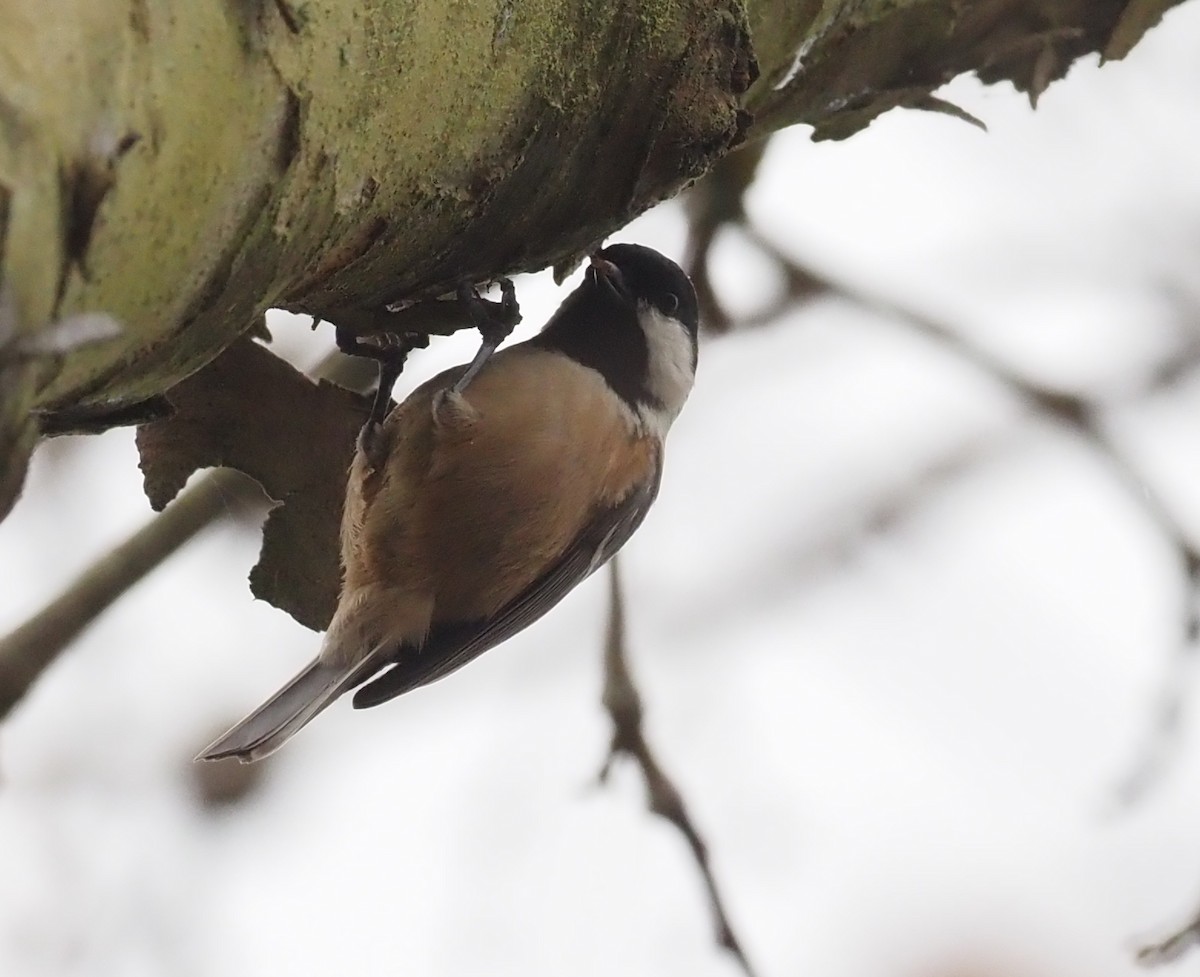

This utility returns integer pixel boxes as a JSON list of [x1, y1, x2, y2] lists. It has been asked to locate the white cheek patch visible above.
[[636, 304, 696, 438]]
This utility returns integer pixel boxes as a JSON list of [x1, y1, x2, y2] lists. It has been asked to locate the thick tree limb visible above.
[[1, 0, 1187, 517]]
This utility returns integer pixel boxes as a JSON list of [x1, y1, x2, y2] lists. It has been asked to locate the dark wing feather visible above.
[[352, 459, 662, 709]]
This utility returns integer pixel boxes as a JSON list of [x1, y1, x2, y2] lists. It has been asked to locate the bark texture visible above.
[[0, 0, 1187, 517]]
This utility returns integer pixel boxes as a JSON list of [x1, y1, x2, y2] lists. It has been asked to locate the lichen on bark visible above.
[[0, 0, 1188, 521]]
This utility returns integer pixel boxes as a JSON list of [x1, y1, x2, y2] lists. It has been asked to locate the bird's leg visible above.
[[336, 328, 430, 427], [336, 328, 430, 465], [450, 277, 521, 396]]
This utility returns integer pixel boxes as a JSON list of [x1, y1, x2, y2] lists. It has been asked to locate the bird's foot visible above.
[[449, 277, 521, 398], [335, 328, 430, 431], [430, 386, 480, 427]]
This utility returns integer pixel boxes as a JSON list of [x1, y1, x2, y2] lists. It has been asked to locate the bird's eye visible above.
[[662, 293, 680, 314]]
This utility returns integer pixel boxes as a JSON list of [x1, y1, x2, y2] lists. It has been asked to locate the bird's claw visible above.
[[450, 277, 522, 398], [335, 328, 431, 430]]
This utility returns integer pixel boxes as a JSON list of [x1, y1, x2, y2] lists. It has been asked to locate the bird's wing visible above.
[[351, 457, 662, 709]]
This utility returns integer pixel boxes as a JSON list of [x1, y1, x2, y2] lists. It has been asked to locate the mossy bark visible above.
[[0, 0, 1187, 518]]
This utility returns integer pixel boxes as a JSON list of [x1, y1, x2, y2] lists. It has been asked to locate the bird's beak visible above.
[[589, 254, 619, 279], [589, 254, 625, 296]]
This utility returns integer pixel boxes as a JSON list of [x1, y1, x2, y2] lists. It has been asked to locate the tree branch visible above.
[[0, 466, 262, 719], [1138, 902, 1200, 968], [598, 559, 758, 977], [0, 344, 375, 720], [740, 226, 1200, 808]]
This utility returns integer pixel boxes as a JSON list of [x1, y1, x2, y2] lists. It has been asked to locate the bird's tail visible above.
[[196, 657, 377, 764]]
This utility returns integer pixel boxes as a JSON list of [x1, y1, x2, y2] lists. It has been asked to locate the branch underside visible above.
[[1, 0, 1179, 425]]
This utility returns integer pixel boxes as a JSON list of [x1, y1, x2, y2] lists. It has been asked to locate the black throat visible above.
[[529, 284, 649, 412]]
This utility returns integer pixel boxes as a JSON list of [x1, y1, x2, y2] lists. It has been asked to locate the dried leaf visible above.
[[908, 94, 988, 131], [1105, 0, 1178, 62], [137, 339, 368, 630], [755, 0, 1182, 141], [1028, 42, 1058, 108]]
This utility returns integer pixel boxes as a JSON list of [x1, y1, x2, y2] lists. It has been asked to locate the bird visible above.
[[198, 243, 699, 762]]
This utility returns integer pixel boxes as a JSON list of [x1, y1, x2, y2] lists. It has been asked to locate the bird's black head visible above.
[[587, 243, 700, 342], [536, 244, 698, 434]]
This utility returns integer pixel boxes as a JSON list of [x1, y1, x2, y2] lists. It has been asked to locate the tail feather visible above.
[[197, 656, 380, 763]]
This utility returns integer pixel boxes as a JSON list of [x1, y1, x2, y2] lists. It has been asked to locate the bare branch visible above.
[[685, 198, 1200, 966], [0, 343, 375, 720], [683, 144, 830, 335], [1111, 554, 1200, 809], [0, 467, 263, 719], [1138, 902, 1200, 968], [686, 141, 1200, 814], [758, 228, 1200, 807], [598, 559, 758, 977]]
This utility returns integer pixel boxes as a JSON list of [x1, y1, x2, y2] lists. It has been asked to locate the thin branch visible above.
[[683, 144, 765, 334], [1111, 558, 1200, 810], [683, 143, 828, 335], [0, 467, 262, 719], [733, 226, 1200, 809], [598, 559, 758, 977], [0, 343, 375, 721], [688, 181, 1200, 809], [696, 184, 1200, 810], [691, 217, 1200, 967], [1138, 902, 1200, 967]]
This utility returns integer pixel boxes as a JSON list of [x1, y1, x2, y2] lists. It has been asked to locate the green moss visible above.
[[2, 0, 1180, 417]]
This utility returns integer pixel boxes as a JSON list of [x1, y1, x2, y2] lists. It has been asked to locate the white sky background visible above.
[[4, 7, 1200, 976]]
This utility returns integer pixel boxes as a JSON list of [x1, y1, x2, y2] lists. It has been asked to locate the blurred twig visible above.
[[598, 559, 758, 977], [688, 143, 1200, 809], [686, 177, 1200, 964], [0, 467, 263, 719], [708, 213, 1200, 809], [684, 140, 828, 335], [864, 274, 1200, 811], [0, 345, 374, 721], [684, 143, 767, 333], [1138, 902, 1200, 967], [810, 246, 1200, 809], [1111, 561, 1200, 809]]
